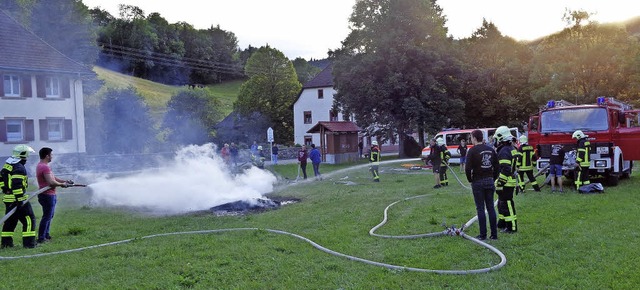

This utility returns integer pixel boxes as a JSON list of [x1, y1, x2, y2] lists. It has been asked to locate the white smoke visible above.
[[86, 143, 277, 215]]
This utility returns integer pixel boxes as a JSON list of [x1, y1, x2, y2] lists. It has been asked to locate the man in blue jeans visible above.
[[35, 147, 71, 244], [309, 144, 322, 180], [465, 130, 499, 241]]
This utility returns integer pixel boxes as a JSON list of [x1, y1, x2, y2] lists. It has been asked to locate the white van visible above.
[[421, 128, 520, 164]]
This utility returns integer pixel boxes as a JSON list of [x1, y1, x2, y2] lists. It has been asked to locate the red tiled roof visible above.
[[0, 10, 92, 74], [307, 121, 360, 133]]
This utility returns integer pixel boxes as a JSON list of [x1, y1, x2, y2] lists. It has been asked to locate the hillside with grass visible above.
[[90, 66, 244, 122]]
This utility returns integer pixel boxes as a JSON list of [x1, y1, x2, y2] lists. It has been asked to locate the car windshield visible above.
[[540, 107, 608, 133]]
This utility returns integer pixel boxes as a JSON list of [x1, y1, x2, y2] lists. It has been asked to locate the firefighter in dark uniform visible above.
[[573, 130, 591, 191], [493, 126, 518, 233], [436, 137, 451, 187], [517, 135, 541, 192], [1, 145, 37, 248], [369, 141, 380, 182], [424, 138, 443, 188]]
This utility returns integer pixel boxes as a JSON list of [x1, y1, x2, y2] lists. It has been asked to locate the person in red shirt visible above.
[[36, 147, 71, 244]]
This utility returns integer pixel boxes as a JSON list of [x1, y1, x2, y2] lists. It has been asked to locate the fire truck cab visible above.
[[527, 97, 640, 186]]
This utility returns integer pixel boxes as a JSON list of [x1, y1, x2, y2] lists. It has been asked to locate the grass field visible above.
[[91, 66, 243, 122], [0, 159, 637, 289]]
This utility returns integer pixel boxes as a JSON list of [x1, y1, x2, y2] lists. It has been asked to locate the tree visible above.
[[530, 10, 640, 105], [162, 89, 222, 146], [292, 57, 321, 84], [332, 0, 463, 155], [234, 45, 301, 143], [99, 87, 156, 154], [459, 19, 535, 128]]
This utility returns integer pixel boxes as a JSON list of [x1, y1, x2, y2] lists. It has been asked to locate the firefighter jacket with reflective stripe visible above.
[[1, 161, 28, 203], [439, 145, 451, 166], [576, 138, 591, 167], [518, 144, 536, 171], [496, 144, 518, 187], [369, 146, 380, 165]]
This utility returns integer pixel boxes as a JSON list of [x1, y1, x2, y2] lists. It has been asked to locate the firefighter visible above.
[[424, 138, 443, 188], [573, 130, 591, 191], [493, 126, 518, 233], [517, 135, 541, 192], [251, 146, 266, 169], [437, 137, 451, 187], [1, 145, 37, 248], [369, 141, 380, 182]]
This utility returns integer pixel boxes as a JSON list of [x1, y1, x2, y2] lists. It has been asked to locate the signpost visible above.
[[267, 127, 274, 162]]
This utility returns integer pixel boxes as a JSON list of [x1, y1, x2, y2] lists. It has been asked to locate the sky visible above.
[[82, 0, 640, 60]]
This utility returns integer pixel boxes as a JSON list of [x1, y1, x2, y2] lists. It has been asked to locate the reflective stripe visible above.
[[23, 216, 35, 237], [1, 232, 13, 238], [499, 160, 511, 165]]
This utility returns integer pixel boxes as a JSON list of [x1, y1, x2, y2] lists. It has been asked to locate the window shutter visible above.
[[62, 78, 71, 98], [0, 74, 4, 97], [21, 75, 31, 98], [39, 119, 48, 141], [64, 119, 73, 140], [36, 75, 45, 98], [0, 120, 6, 142], [25, 119, 35, 141]]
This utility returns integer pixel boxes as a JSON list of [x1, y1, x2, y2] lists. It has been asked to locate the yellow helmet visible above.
[[572, 130, 587, 139], [493, 126, 513, 143], [12, 144, 35, 159]]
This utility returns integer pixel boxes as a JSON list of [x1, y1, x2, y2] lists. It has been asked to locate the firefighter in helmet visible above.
[[436, 137, 451, 187], [1, 145, 37, 248], [251, 145, 266, 169], [517, 135, 541, 192], [493, 126, 518, 233], [573, 130, 591, 191], [369, 141, 380, 182]]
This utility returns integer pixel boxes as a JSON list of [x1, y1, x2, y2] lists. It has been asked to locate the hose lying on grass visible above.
[[2, 159, 552, 274]]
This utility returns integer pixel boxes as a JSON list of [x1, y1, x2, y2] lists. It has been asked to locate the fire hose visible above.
[[0, 159, 529, 275], [0, 183, 87, 225]]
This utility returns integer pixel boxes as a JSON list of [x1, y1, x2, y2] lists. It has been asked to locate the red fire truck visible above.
[[527, 97, 640, 185]]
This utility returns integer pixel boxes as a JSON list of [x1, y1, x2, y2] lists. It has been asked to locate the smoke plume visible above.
[[86, 143, 277, 215]]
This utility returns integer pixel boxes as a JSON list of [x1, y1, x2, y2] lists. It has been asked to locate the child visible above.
[[457, 139, 468, 172]]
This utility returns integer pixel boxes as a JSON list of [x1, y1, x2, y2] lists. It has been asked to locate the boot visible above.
[[1, 237, 14, 248]]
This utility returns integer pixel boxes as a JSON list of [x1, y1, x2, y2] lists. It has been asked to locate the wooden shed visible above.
[[306, 121, 361, 164]]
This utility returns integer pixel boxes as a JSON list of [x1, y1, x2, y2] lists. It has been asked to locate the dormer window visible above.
[[317, 89, 323, 99]]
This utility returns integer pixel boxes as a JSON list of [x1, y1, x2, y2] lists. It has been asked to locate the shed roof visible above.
[[307, 121, 360, 133], [0, 10, 92, 75]]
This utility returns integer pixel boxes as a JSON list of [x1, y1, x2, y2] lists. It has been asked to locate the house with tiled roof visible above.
[[0, 9, 93, 157], [293, 64, 352, 146]]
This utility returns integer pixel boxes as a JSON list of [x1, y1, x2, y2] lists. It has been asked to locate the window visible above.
[[6, 119, 24, 142], [3, 75, 20, 97], [317, 89, 324, 99], [304, 111, 312, 124], [304, 136, 312, 146], [47, 118, 64, 141], [45, 76, 60, 98], [329, 110, 338, 121], [39, 118, 72, 141]]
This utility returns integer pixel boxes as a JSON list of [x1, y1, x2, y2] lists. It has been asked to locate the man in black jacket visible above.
[[465, 130, 499, 240]]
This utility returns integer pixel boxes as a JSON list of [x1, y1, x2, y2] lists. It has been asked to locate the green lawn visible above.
[[1, 159, 638, 288]]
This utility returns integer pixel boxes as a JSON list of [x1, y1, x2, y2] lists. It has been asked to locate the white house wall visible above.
[[0, 75, 86, 156], [293, 86, 343, 146]]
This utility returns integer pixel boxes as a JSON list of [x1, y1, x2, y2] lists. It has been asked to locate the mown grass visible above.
[[1, 159, 638, 289]]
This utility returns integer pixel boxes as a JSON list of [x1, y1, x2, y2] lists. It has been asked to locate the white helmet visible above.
[[572, 130, 587, 139], [519, 135, 528, 144], [493, 126, 513, 143], [257, 146, 263, 150], [371, 141, 378, 146], [12, 144, 35, 159], [436, 137, 445, 146]]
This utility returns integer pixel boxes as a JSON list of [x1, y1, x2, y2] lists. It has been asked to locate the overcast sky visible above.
[[82, 0, 640, 60]]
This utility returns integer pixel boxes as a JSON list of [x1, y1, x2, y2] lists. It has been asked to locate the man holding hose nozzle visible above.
[[36, 147, 73, 244], [0, 145, 37, 248], [465, 130, 499, 241]]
